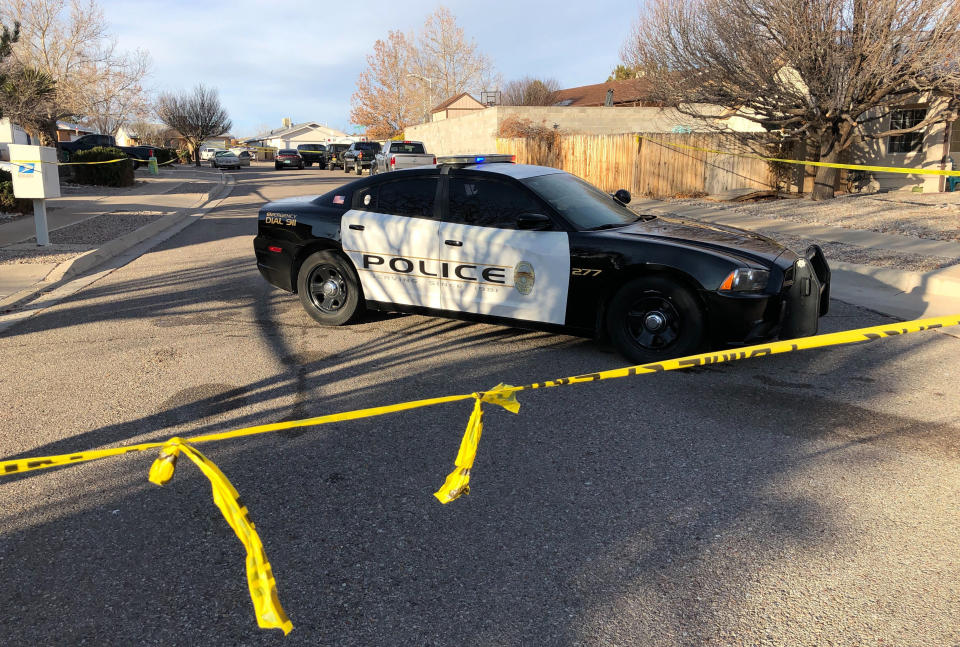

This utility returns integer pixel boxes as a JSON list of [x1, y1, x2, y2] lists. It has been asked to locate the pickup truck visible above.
[[341, 141, 382, 175], [58, 134, 166, 168], [371, 140, 435, 175]]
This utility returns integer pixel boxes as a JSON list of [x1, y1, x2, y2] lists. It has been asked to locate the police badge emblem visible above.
[[514, 261, 535, 295]]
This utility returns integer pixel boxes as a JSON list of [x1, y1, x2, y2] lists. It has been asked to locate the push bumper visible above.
[[703, 245, 830, 345]]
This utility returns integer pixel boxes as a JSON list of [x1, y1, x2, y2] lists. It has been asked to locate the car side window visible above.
[[448, 174, 550, 229], [352, 185, 377, 212], [376, 177, 438, 219]]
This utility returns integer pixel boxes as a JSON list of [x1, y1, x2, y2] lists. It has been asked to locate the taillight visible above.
[[268, 246, 282, 253], [432, 156, 437, 164], [390, 156, 396, 166], [358, 152, 363, 160]]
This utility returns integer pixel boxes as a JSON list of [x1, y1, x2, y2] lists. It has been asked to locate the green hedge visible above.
[[0, 169, 34, 214], [71, 147, 135, 187], [152, 148, 178, 165]]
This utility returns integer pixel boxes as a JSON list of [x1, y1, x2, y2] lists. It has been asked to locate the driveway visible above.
[[1, 166, 958, 646]]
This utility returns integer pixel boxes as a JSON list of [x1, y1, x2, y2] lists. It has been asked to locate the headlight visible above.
[[719, 268, 770, 292]]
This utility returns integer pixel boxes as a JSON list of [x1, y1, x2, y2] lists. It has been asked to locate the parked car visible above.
[[371, 140, 435, 175], [199, 148, 219, 162], [211, 150, 241, 169], [296, 144, 327, 167], [230, 148, 253, 166], [323, 143, 350, 170], [275, 149, 304, 170], [253, 154, 831, 363], [342, 141, 382, 175]]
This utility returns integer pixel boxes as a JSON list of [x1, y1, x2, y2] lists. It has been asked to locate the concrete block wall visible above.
[[405, 106, 764, 157]]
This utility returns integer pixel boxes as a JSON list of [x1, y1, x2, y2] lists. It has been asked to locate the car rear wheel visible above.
[[297, 250, 363, 326], [606, 275, 704, 364]]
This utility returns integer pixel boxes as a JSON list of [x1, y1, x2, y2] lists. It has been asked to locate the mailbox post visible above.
[[8, 145, 60, 247]]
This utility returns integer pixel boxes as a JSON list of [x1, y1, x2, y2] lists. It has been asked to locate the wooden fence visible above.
[[496, 133, 777, 198]]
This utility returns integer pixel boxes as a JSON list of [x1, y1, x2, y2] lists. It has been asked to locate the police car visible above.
[[253, 155, 830, 363]]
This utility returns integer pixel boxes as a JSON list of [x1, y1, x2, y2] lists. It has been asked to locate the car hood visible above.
[[261, 196, 321, 213], [611, 215, 790, 265]]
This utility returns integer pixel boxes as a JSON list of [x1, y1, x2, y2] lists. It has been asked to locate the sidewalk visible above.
[[631, 197, 960, 321], [0, 166, 232, 308]]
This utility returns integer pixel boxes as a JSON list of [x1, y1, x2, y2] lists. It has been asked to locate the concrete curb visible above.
[[0, 173, 234, 312]]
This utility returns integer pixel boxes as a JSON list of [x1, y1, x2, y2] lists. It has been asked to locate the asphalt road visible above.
[[1, 166, 959, 646]]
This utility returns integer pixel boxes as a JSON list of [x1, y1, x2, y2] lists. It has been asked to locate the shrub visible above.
[[152, 147, 178, 165], [71, 147, 135, 187], [0, 169, 34, 214]]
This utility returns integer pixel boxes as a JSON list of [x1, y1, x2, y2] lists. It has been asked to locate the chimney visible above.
[[282, 117, 292, 128], [604, 89, 614, 107]]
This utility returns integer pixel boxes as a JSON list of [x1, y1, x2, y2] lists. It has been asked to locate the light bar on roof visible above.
[[435, 154, 515, 166]]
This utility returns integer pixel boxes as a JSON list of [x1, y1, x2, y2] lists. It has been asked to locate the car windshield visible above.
[[279, 150, 297, 155], [215, 151, 232, 156], [522, 172, 645, 231]]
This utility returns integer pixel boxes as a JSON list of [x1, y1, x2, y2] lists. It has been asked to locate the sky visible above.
[[101, 0, 642, 138]]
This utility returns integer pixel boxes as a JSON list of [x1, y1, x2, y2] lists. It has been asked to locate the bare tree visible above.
[[349, 30, 419, 139], [409, 7, 499, 110], [126, 119, 166, 147], [1, 0, 151, 142], [351, 7, 499, 136], [623, 0, 960, 199], [157, 85, 232, 166], [501, 76, 560, 106]]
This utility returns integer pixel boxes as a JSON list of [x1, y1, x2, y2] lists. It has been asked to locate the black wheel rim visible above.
[[624, 293, 681, 351], [307, 264, 348, 314]]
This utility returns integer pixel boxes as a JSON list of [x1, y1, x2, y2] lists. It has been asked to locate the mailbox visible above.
[[8, 144, 61, 199]]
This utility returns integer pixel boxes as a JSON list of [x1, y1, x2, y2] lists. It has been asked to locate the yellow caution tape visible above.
[[10, 157, 181, 168], [1, 313, 958, 634], [636, 134, 960, 177], [149, 438, 293, 634], [434, 384, 520, 503]]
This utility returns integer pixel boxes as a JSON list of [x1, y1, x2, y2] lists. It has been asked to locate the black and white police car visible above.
[[253, 154, 830, 363]]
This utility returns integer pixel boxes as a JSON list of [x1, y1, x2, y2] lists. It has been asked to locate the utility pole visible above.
[[407, 73, 435, 124]]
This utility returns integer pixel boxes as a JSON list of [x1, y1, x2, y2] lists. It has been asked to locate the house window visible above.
[[887, 108, 927, 154]]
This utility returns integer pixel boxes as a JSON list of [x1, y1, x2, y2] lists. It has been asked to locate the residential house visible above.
[[848, 95, 956, 192], [551, 78, 660, 108], [55, 121, 96, 142], [430, 93, 486, 121], [243, 119, 350, 149]]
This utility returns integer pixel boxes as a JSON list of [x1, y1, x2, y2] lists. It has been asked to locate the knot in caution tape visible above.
[[148, 438, 293, 635], [433, 384, 520, 504]]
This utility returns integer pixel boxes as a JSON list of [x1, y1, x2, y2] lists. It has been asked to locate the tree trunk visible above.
[[811, 123, 853, 201], [194, 148, 201, 167]]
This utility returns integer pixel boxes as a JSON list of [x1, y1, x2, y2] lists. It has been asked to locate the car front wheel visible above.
[[296, 250, 363, 326], [606, 275, 704, 364]]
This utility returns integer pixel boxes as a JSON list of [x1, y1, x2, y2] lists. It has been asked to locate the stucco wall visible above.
[[406, 109, 500, 156], [405, 106, 764, 157], [850, 96, 950, 192]]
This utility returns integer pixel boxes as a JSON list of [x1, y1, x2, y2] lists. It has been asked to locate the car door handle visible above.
[[444, 240, 462, 247], [349, 224, 364, 231]]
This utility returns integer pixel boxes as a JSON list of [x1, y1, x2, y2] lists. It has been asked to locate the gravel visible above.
[[746, 231, 958, 272], [0, 210, 167, 265], [665, 191, 960, 242]]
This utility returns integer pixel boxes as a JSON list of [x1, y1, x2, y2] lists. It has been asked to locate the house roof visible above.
[[57, 121, 95, 133], [552, 78, 658, 107], [244, 121, 346, 142], [431, 93, 484, 113]]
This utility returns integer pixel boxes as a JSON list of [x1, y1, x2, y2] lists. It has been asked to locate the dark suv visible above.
[[296, 144, 326, 167], [323, 143, 350, 170], [342, 141, 381, 175]]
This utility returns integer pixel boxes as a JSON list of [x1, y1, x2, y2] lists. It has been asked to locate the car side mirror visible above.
[[613, 189, 631, 204], [516, 213, 552, 230]]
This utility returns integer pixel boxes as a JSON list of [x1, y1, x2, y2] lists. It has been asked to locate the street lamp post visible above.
[[407, 73, 435, 124]]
